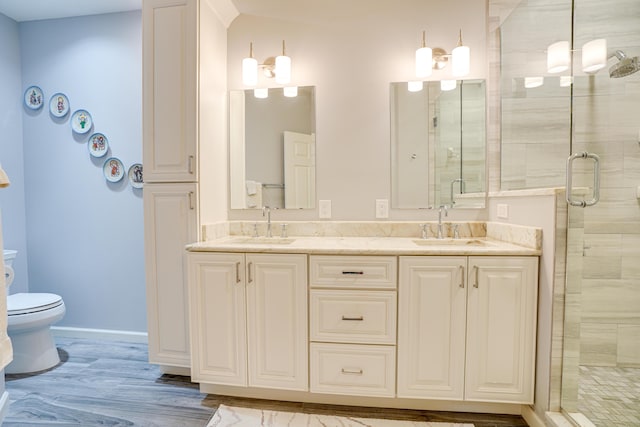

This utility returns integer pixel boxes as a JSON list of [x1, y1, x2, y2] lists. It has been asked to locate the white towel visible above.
[[246, 182, 262, 208], [246, 180, 258, 195]]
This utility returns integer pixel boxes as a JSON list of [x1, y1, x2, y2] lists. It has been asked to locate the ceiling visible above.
[[0, 0, 142, 22], [0, 0, 376, 23]]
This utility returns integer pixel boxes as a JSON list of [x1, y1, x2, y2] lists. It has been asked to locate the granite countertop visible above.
[[186, 235, 540, 256]]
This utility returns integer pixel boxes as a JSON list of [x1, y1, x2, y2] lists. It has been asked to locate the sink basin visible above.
[[227, 237, 296, 245], [413, 238, 491, 247]]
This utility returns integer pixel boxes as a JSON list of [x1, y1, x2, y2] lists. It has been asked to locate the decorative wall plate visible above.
[[49, 93, 70, 117], [128, 163, 143, 188], [71, 109, 93, 133], [88, 133, 109, 157], [103, 157, 124, 182], [24, 86, 44, 110]]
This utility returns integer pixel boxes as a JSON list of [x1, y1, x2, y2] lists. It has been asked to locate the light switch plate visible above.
[[319, 200, 332, 219], [497, 203, 509, 219], [375, 199, 389, 218]]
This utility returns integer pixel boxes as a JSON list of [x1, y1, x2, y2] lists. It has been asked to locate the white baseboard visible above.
[[522, 405, 547, 427], [51, 326, 148, 344], [0, 390, 9, 425]]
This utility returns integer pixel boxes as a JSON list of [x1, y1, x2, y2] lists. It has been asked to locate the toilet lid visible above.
[[8, 293, 63, 315]]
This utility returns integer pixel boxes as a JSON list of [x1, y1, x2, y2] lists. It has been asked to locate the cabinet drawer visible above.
[[310, 290, 396, 344], [310, 256, 397, 289], [310, 343, 396, 397]]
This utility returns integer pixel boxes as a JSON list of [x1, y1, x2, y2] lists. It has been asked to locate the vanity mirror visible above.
[[390, 79, 486, 209], [229, 86, 316, 210]]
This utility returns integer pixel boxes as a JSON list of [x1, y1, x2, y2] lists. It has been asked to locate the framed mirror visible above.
[[229, 86, 316, 210], [390, 79, 486, 209]]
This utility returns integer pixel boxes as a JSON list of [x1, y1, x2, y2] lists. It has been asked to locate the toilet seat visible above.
[[8, 293, 64, 316]]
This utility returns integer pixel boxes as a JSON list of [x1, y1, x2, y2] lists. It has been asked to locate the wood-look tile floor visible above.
[[4, 338, 529, 426]]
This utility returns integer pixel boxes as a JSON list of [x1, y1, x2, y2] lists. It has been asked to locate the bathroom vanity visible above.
[[185, 222, 540, 413]]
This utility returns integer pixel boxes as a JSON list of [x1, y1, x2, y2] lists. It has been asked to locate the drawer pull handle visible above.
[[341, 368, 363, 375], [235, 262, 241, 283], [473, 265, 479, 288], [341, 315, 364, 321], [342, 271, 364, 275], [248, 262, 253, 283]]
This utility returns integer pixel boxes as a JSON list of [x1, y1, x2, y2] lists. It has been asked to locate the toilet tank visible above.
[[3, 249, 17, 268]]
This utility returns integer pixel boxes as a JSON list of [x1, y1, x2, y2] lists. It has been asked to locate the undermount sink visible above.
[[412, 238, 491, 246], [227, 237, 296, 245]]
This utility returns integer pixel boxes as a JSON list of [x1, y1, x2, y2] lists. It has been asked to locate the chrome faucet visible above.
[[262, 206, 272, 238], [437, 205, 448, 239]]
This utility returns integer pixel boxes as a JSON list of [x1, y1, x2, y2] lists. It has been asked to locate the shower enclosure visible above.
[[498, 0, 640, 425]]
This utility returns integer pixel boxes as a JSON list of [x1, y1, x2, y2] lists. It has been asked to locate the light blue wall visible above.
[[18, 11, 145, 332], [0, 12, 28, 294]]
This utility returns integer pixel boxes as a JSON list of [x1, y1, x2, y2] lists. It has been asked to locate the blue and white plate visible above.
[[103, 157, 124, 183], [71, 109, 93, 134], [88, 133, 109, 157], [49, 93, 70, 117], [128, 163, 143, 189], [24, 86, 44, 110]]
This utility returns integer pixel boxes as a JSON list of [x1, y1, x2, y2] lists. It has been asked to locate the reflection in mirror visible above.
[[390, 80, 486, 209], [229, 86, 316, 210]]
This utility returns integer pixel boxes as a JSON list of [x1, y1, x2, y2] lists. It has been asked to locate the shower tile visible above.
[[580, 323, 618, 366], [582, 234, 622, 257], [582, 256, 621, 279], [582, 279, 640, 324], [617, 325, 640, 366], [622, 256, 640, 279]]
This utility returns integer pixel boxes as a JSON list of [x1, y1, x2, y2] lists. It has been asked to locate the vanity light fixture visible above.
[[254, 88, 269, 99], [413, 29, 470, 78], [242, 42, 258, 86], [547, 41, 570, 73], [407, 81, 424, 92], [440, 79, 457, 91], [451, 30, 470, 77], [582, 38, 607, 73], [242, 40, 292, 87], [275, 40, 291, 84], [415, 31, 433, 78], [524, 76, 544, 88], [283, 86, 298, 97]]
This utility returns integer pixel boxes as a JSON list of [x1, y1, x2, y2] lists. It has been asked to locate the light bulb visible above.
[[452, 30, 470, 77], [415, 31, 433, 78], [283, 86, 298, 97], [242, 42, 258, 86], [254, 88, 268, 98], [524, 77, 544, 88], [440, 80, 457, 91], [547, 41, 570, 73], [275, 40, 291, 84], [407, 81, 424, 92], [582, 39, 607, 73]]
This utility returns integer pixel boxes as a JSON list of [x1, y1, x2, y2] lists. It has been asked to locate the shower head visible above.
[[609, 50, 640, 78]]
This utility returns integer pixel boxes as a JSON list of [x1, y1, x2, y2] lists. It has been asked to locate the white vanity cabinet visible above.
[[143, 182, 198, 370], [143, 0, 197, 183], [309, 255, 398, 397], [188, 252, 308, 391], [398, 256, 538, 404]]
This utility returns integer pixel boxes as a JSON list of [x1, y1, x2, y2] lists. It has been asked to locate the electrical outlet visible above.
[[319, 200, 332, 219], [497, 203, 509, 219], [375, 199, 389, 219]]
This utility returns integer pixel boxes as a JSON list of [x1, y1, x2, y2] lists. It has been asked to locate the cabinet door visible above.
[[465, 256, 538, 403], [144, 183, 198, 368], [143, 0, 197, 182], [188, 252, 247, 386], [246, 254, 308, 391], [397, 256, 467, 400]]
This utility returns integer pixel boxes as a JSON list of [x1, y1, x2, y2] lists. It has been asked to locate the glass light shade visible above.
[[407, 81, 424, 92], [415, 47, 433, 78], [524, 76, 544, 88], [440, 79, 457, 91], [283, 86, 298, 97], [582, 39, 607, 73], [242, 57, 258, 86], [275, 55, 291, 84], [560, 75, 574, 87], [452, 45, 470, 77], [547, 41, 570, 73], [254, 88, 268, 98]]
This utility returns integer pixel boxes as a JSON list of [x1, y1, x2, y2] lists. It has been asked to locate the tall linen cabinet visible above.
[[143, 0, 236, 373]]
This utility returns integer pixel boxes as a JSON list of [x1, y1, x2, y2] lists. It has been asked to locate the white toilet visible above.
[[4, 249, 66, 374]]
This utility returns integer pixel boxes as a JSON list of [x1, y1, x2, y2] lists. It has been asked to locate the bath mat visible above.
[[207, 404, 474, 427]]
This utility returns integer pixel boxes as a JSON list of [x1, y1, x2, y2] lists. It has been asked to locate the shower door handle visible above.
[[566, 152, 600, 207]]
